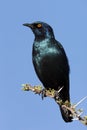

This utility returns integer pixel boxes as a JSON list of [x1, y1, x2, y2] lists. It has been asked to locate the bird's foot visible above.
[[41, 88, 47, 100]]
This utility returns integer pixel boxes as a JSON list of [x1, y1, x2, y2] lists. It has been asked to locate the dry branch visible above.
[[22, 83, 87, 125]]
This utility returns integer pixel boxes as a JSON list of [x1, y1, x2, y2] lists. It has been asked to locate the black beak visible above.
[[23, 23, 33, 28]]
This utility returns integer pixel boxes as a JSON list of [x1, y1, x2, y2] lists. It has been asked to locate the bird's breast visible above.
[[33, 40, 59, 67]]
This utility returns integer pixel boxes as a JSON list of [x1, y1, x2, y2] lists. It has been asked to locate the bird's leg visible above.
[[41, 88, 47, 100]]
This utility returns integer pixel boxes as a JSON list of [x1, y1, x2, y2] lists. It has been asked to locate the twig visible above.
[[22, 83, 87, 125], [22, 84, 61, 98]]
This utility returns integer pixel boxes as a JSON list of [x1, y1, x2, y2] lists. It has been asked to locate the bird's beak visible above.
[[23, 23, 33, 29]]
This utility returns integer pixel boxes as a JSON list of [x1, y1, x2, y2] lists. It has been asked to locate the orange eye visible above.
[[37, 23, 42, 28]]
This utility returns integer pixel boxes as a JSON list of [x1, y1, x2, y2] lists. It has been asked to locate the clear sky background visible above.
[[0, 0, 87, 130]]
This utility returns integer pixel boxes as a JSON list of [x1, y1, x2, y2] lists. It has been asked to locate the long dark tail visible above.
[[59, 104, 72, 122], [55, 98, 72, 122], [55, 79, 73, 122], [59, 78, 73, 122]]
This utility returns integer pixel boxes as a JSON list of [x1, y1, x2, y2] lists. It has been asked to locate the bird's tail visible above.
[[59, 103, 72, 122]]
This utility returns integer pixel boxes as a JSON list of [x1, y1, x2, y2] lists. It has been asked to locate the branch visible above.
[[22, 84, 87, 125]]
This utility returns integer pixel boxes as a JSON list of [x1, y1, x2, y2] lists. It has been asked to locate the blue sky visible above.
[[0, 0, 87, 130]]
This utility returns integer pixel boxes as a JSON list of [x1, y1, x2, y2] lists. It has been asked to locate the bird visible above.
[[23, 21, 72, 122]]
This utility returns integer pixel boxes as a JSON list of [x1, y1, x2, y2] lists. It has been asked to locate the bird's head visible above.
[[23, 21, 55, 41]]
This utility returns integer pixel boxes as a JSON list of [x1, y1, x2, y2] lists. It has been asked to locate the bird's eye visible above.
[[37, 23, 42, 28]]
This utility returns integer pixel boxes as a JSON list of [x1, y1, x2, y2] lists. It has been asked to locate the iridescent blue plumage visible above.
[[23, 21, 72, 122]]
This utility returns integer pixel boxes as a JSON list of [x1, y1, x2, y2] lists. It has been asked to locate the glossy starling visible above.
[[23, 21, 72, 122]]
